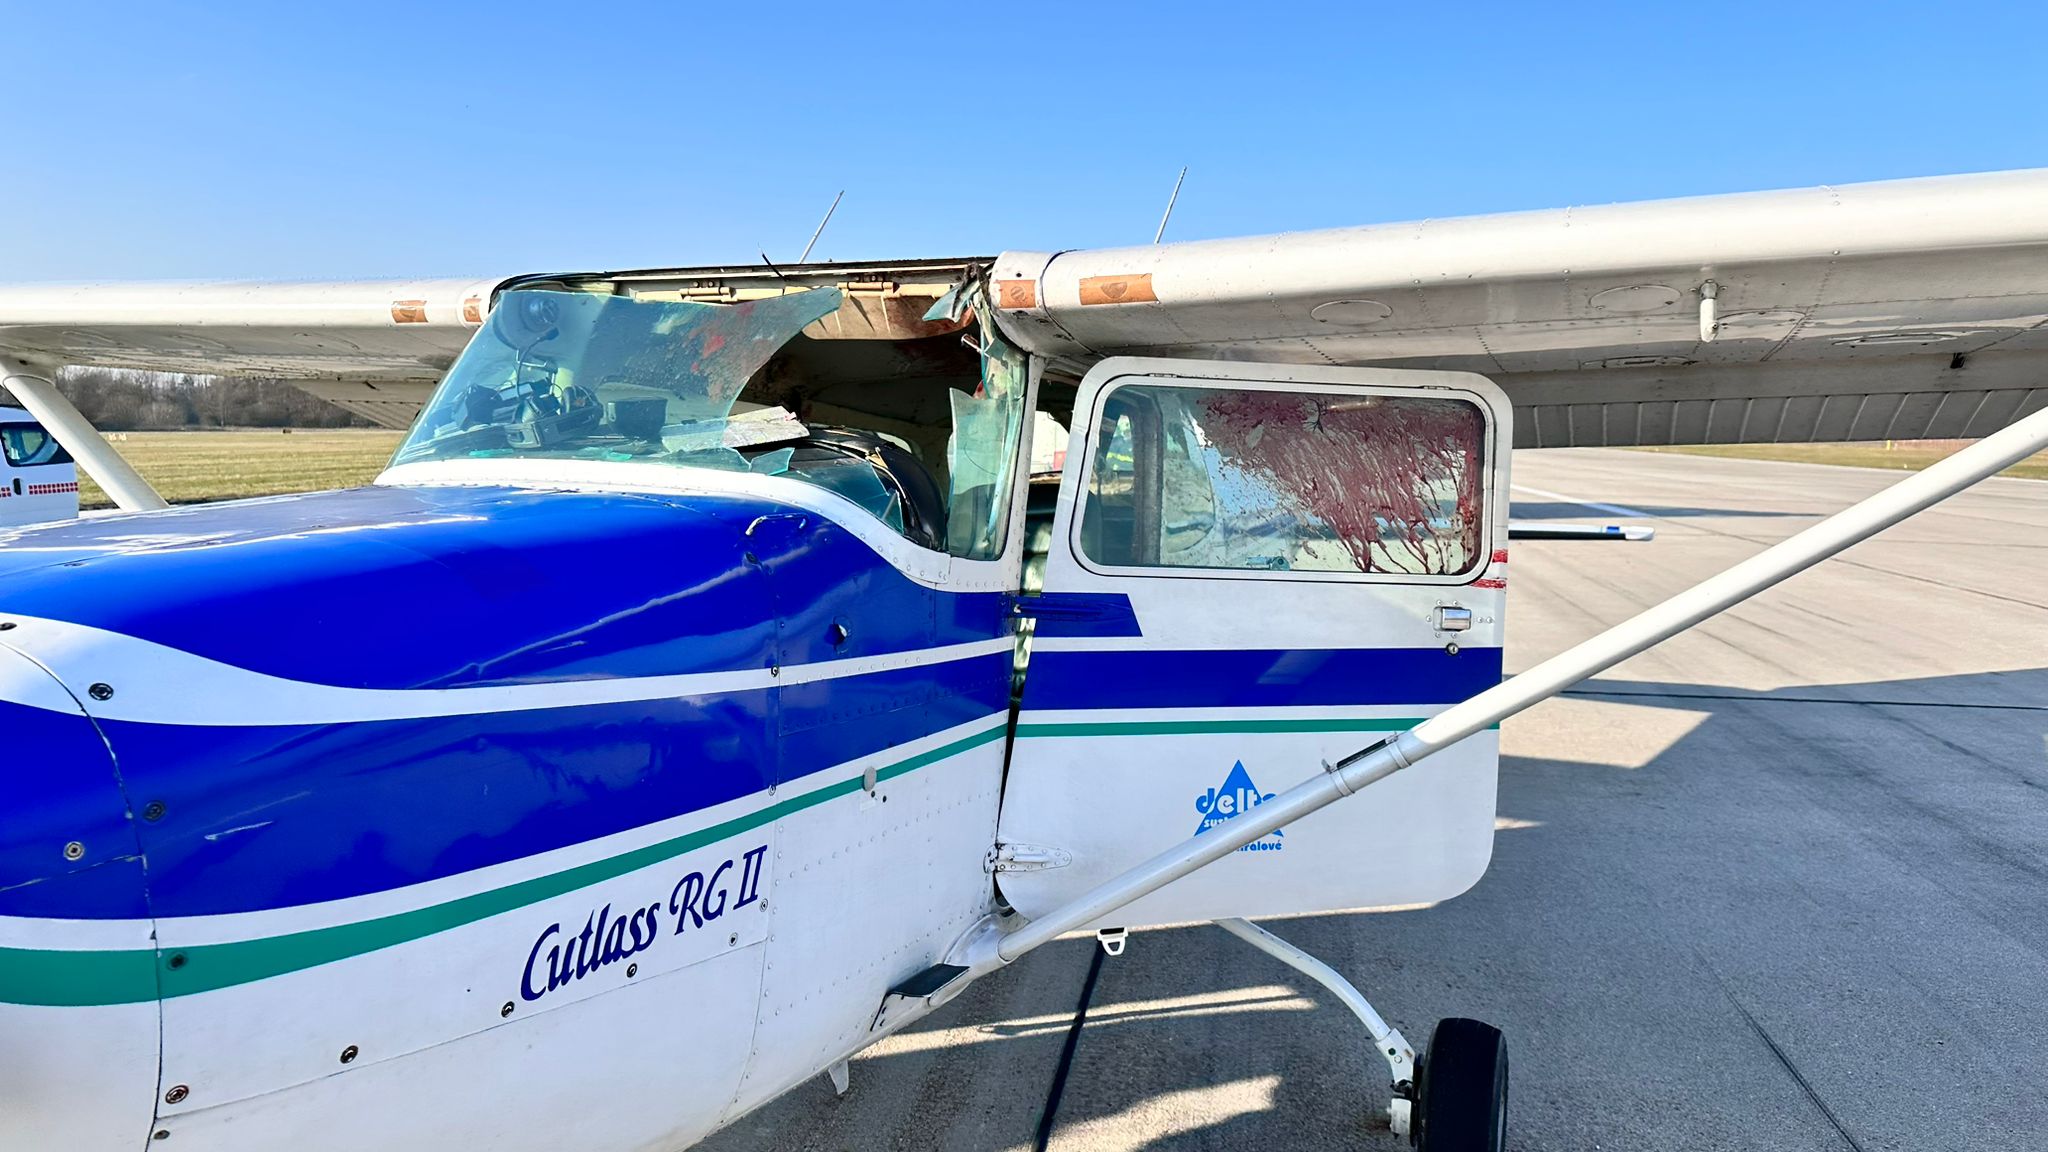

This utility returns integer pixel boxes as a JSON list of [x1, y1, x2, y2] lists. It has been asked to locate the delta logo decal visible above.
[[1192, 761, 1283, 853]]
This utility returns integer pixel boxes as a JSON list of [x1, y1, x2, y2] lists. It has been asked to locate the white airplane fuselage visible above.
[[0, 289, 1511, 1150], [0, 406, 79, 527]]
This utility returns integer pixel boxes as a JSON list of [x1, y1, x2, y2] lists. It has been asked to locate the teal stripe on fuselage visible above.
[[0, 723, 1005, 1008]]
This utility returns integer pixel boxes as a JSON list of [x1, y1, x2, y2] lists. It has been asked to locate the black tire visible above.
[[1414, 1017, 1508, 1151]]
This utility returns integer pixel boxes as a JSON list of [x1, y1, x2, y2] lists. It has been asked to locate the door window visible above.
[[1078, 383, 1485, 576], [0, 424, 71, 468]]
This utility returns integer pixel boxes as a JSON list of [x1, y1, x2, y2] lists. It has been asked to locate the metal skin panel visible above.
[[992, 169, 2048, 446], [0, 477, 1020, 1145], [159, 944, 769, 1151], [0, 485, 784, 691], [996, 359, 1511, 928], [725, 717, 1008, 1121], [10, 173, 2048, 447], [0, 278, 509, 380], [0, 490, 1016, 917], [0, 647, 160, 1151], [1001, 171, 2048, 356], [156, 802, 778, 1130]]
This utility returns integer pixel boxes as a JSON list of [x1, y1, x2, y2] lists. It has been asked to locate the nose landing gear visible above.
[[1213, 919, 1508, 1151]]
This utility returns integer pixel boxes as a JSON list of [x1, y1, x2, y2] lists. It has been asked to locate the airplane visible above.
[[2, 168, 2046, 1152], [0, 405, 79, 528]]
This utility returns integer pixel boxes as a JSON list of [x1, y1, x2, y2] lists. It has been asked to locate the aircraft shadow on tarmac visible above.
[[702, 667, 2048, 1152]]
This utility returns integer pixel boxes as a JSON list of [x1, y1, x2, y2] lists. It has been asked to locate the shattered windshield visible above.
[[396, 287, 842, 473], [394, 284, 1029, 558]]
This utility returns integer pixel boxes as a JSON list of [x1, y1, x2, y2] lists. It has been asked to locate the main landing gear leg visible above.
[[1214, 918, 1508, 1150], [1214, 918, 1418, 1136]]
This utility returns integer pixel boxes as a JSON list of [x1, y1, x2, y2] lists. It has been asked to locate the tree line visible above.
[[3, 368, 373, 430]]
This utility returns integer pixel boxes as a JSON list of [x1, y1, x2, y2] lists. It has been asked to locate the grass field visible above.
[[1630, 440, 2048, 480], [77, 429, 405, 509]]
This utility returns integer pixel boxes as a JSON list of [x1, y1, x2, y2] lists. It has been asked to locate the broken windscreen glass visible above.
[[393, 287, 844, 477], [941, 294, 1029, 561]]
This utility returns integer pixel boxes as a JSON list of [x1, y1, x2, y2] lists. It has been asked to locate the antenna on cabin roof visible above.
[[1153, 167, 1188, 244], [798, 190, 844, 264]]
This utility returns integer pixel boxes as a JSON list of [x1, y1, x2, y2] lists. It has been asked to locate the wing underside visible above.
[[5, 172, 2048, 444], [0, 278, 508, 429], [990, 169, 2048, 446]]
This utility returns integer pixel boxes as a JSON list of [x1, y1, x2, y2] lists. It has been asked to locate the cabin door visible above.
[[996, 358, 1512, 927]]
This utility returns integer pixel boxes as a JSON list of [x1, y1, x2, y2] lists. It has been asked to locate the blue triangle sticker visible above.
[[1192, 760, 1284, 851]]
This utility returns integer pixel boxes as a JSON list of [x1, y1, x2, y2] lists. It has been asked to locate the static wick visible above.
[[799, 191, 844, 264], [1154, 167, 1188, 245]]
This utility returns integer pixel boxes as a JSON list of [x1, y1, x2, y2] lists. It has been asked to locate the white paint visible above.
[[0, 394, 95, 519], [721, 710, 1006, 1122], [999, 169, 2048, 363], [161, 819, 775, 1120], [378, 457, 1025, 593], [993, 170, 2048, 450], [0, 277, 509, 382], [162, 945, 765, 1151], [0, 1001, 160, 1150], [146, 714, 1008, 1150], [970, 396, 2048, 968], [996, 359, 1512, 928]]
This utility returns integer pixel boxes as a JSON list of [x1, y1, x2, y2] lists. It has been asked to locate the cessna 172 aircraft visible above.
[[3, 169, 2047, 1152], [0, 406, 78, 528]]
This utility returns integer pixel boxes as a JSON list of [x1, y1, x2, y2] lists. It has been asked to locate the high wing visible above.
[[990, 168, 2048, 446], [0, 277, 512, 428], [5, 170, 2048, 445]]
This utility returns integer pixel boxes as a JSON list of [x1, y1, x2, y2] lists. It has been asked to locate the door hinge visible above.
[[986, 842, 1073, 874]]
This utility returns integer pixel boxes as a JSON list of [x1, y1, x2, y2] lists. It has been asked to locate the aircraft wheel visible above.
[[1413, 1017, 1507, 1151]]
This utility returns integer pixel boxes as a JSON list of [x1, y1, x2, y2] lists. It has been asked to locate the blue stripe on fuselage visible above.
[[0, 485, 1007, 689], [1, 484, 1016, 920], [0, 698, 151, 921], [83, 651, 1014, 919], [1019, 646, 1503, 710]]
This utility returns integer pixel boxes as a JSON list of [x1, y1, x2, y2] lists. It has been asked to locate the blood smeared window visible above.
[[1078, 384, 1485, 576]]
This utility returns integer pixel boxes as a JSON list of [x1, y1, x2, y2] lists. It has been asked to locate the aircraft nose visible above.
[[0, 642, 163, 1150]]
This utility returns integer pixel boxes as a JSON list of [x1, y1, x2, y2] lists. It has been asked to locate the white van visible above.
[[0, 406, 81, 526]]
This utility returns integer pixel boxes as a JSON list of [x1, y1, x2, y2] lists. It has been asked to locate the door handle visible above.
[[1003, 592, 1141, 638]]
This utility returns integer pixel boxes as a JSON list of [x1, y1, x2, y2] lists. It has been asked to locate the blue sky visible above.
[[4, 2, 2046, 281]]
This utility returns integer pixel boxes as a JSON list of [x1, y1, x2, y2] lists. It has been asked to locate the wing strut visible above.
[[956, 401, 2048, 973], [0, 355, 167, 512]]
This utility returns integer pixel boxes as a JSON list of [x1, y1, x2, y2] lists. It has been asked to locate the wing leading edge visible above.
[[0, 278, 513, 428], [6, 170, 2048, 444], [991, 168, 2048, 446]]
